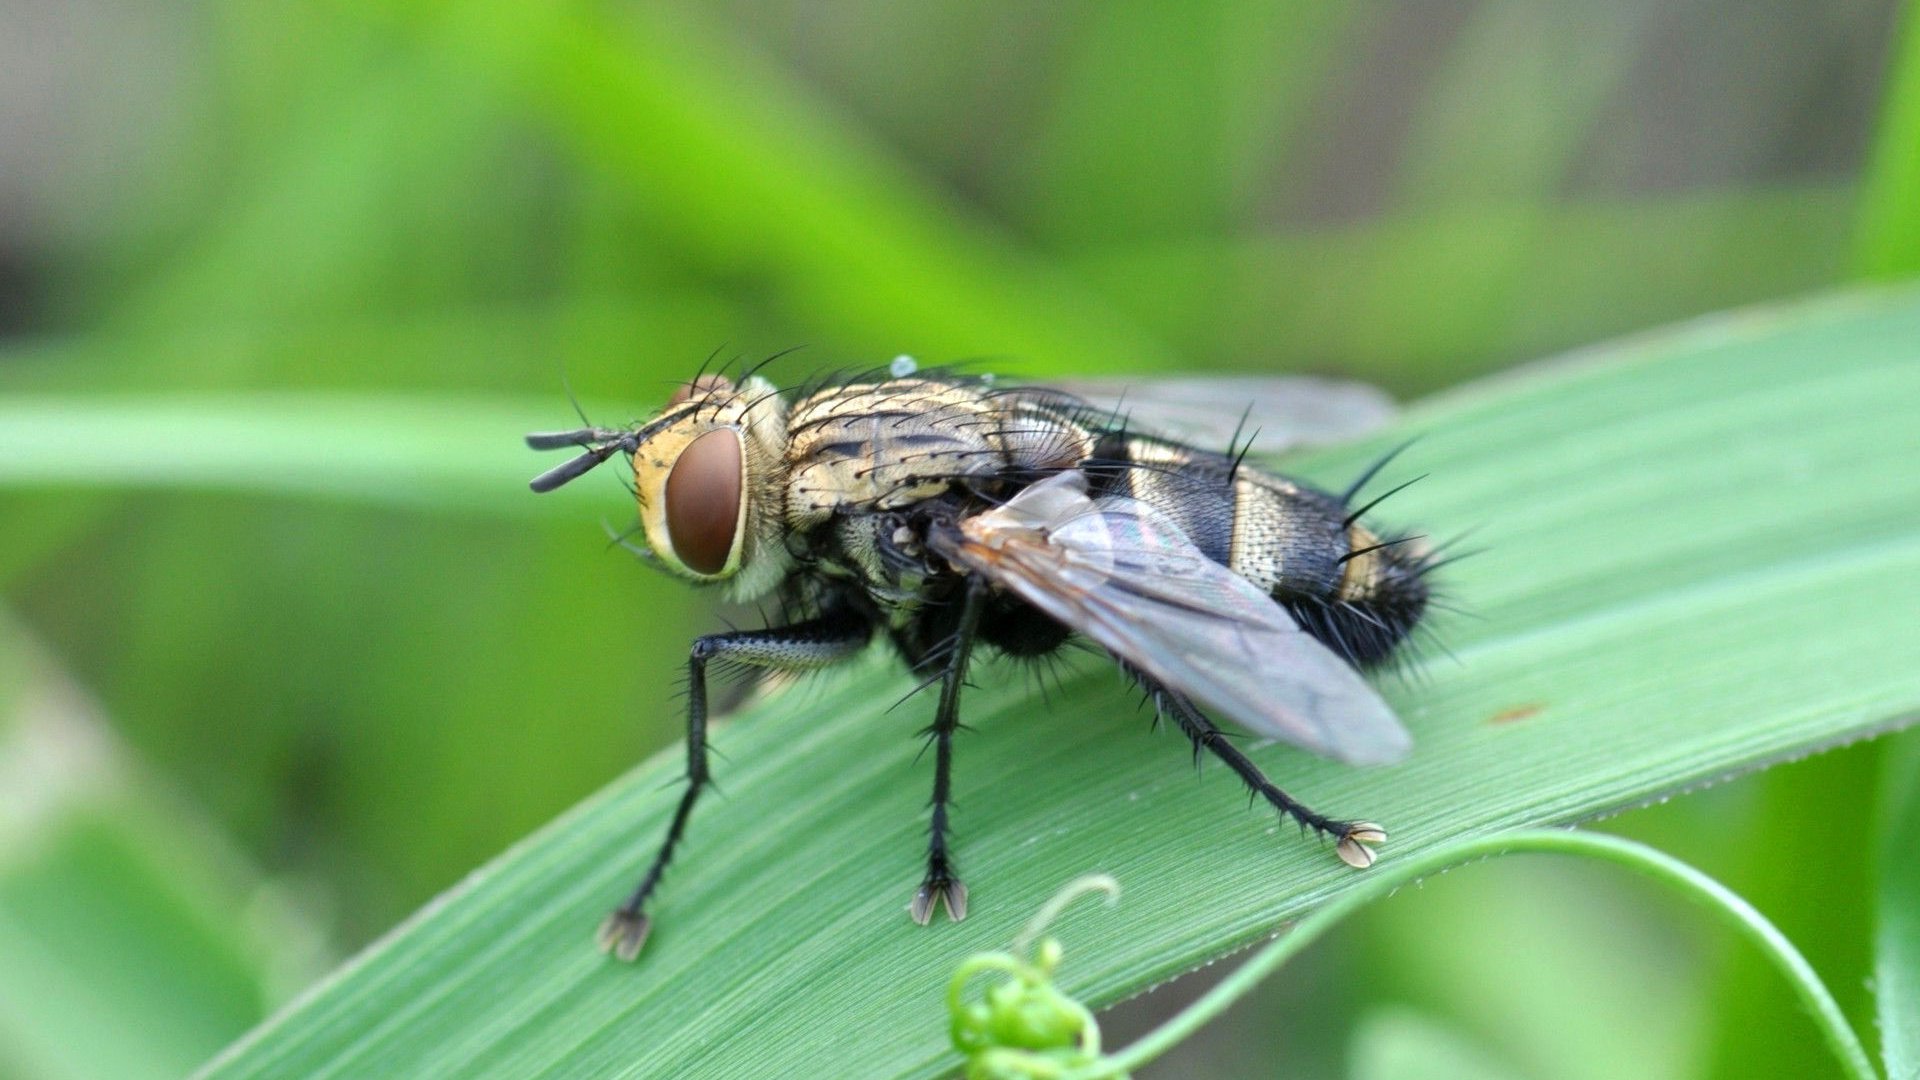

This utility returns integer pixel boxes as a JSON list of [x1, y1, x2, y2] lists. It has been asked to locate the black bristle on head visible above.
[[601, 518, 651, 557], [736, 345, 809, 387], [558, 362, 594, 431], [693, 343, 725, 385]]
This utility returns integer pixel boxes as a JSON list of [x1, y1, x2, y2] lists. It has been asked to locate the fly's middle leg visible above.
[[1149, 682, 1387, 870], [599, 612, 870, 962], [910, 575, 988, 924]]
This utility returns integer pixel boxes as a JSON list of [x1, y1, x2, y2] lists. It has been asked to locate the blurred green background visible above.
[[1, 2, 1915, 1078]]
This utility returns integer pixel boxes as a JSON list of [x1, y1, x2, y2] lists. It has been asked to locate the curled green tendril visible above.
[[947, 875, 1123, 1080], [942, 833, 1879, 1080]]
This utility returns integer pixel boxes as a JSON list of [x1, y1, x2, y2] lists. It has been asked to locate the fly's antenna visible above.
[[533, 360, 640, 494], [525, 428, 638, 493]]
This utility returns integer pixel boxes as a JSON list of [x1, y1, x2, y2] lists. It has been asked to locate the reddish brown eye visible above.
[[668, 374, 734, 406], [664, 429, 743, 574]]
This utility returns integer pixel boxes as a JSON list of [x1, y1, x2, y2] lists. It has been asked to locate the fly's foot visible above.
[[597, 907, 653, 962], [1334, 821, 1387, 869], [910, 872, 969, 925]]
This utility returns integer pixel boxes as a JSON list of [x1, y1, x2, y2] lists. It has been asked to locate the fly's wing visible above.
[[1036, 375, 1397, 455], [932, 473, 1411, 766]]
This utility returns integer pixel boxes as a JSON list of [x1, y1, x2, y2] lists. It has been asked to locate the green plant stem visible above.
[[1856, 0, 1920, 278], [1067, 829, 1878, 1080]]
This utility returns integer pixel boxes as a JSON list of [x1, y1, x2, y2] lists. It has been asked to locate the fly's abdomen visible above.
[[1092, 434, 1429, 668], [1303, 517, 1431, 667]]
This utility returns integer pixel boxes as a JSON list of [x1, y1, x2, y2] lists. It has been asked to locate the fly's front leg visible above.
[[911, 576, 988, 925], [599, 612, 870, 962]]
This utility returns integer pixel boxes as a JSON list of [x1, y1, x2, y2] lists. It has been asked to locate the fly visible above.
[[527, 364, 1435, 961]]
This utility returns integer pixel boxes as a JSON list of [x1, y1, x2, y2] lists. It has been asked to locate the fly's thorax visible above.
[[829, 513, 935, 615], [991, 390, 1101, 473], [629, 375, 794, 600], [783, 379, 1095, 530]]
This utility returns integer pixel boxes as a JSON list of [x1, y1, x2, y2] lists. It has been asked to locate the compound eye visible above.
[[669, 374, 735, 406], [664, 428, 744, 575]]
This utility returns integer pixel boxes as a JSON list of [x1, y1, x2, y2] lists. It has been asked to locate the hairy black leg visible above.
[[1151, 683, 1386, 870], [910, 576, 988, 925], [600, 613, 870, 961]]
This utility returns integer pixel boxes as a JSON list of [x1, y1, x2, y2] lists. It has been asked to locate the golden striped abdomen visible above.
[[1088, 433, 1429, 667]]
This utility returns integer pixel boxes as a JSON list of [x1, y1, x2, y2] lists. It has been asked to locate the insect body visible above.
[[528, 369, 1432, 961]]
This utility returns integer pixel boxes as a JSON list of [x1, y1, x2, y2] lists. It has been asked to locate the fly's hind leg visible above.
[[1147, 681, 1386, 870], [600, 611, 871, 962], [910, 576, 988, 925]]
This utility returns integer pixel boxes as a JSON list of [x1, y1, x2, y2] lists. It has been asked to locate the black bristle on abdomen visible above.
[[1284, 547, 1433, 669]]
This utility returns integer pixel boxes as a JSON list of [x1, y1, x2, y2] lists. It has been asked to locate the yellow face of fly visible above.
[[629, 375, 793, 598]]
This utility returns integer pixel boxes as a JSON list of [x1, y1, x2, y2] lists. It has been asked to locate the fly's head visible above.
[[527, 373, 794, 601]]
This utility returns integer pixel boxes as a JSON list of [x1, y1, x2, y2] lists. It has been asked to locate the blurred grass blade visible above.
[[1393, 3, 1652, 212], [0, 394, 620, 516], [1020, 5, 1356, 242], [410, 1, 1172, 370], [1878, 732, 1920, 1077], [1856, 0, 1920, 279], [1349, 1008, 1528, 1080], [1076, 184, 1853, 390], [0, 613, 320, 1080], [172, 287, 1920, 1079]]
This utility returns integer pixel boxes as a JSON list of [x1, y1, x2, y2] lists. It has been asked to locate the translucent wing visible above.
[[1036, 375, 1397, 455], [933, 473, 1411, 765]]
